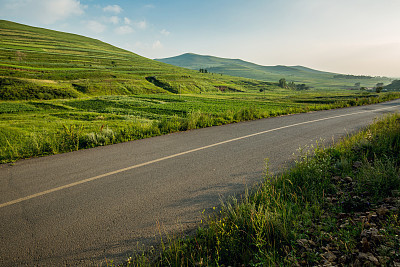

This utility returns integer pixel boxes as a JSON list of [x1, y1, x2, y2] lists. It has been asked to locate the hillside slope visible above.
[[0, 20, 275, 99], [156, 53, 393, 90]]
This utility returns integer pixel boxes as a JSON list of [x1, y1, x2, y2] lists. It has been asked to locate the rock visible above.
[[366, 254, 379, 266], [358, 252, 369, 261], [338, 255, 348, 264], [357, 252, 380, 266], [376, 206, 389, 217], [322, 251, 337, 262], [296, 239, 309, 248], [344, 176, 353, 183], [361, 237, 370, 252], [361, 227, 379, 239], [308, 239, 316, 247]]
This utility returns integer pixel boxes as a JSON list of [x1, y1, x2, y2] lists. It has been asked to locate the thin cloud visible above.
[[115, 25, 134, 35], [0, 0, 85, 24], [103, 5, 122, 14], [135, 20, 147, 30], [86, 20, 106, 33], [108, 16, 120, 25], [152, 40, 163, 49], [161, 29, 170, 36], [124, 17, 132, 25]]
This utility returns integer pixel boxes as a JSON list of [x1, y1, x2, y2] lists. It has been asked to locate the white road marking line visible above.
[[1, 104, 398, 209]]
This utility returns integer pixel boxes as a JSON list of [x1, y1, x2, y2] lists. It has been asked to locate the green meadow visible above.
[[1, 20, 400, 164], [2, 91, 400, 163]]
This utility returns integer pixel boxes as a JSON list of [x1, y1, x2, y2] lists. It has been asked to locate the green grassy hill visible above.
[[0, 20, 276, 100], [156, 53, 394, 90], [384, 80, 400, 91]]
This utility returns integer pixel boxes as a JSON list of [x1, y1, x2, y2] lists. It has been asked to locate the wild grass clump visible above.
[[80, 126, 116, 148], [0, 124, 116, 162], [126, 113, 400, 266]]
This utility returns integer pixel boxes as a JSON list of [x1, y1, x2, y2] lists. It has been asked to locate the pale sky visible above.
[[1, 0, 400, 77]]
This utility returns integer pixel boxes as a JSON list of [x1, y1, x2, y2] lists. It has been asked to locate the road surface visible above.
[[1, 99, 399, 265]]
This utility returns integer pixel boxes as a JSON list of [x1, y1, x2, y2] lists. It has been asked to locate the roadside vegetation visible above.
[[126, 113, 400, 266], [2, 92, 400, 163]]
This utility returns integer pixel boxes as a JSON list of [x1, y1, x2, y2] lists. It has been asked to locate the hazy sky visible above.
[[1, 0, 400, 77]]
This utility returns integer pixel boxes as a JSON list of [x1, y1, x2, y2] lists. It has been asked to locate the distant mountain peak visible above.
[[155, 53, 390, 90]]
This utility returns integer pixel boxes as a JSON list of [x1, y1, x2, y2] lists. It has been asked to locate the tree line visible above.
[[334, 74, 374, 79], [278, 78, 310, 90]]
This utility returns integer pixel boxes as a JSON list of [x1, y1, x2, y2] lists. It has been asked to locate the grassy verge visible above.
[[127, 113, 400, 266], [1, 92, 400, 163]]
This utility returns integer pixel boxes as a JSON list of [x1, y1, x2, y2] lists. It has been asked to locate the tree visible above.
[[296, 84, 309, 90], [354, 82, 361, 88], [382, 80, 400, 91], [278, 78, 287, 88], [376, 82, 384, 87], [376, 87, 383, 93], [288, 81, 296, 90], [199, 68, 208, 73]]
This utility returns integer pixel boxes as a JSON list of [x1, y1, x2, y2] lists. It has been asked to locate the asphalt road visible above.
[[1, 99, 400, 266]]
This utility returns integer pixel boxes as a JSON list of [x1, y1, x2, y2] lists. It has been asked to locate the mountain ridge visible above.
[[156, 53, 392, 90], [155, 53, 333, 75]]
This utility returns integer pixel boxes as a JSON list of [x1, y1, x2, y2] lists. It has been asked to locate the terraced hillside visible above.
[[0, 20, 275, 100], [156, 53, 394, 90]]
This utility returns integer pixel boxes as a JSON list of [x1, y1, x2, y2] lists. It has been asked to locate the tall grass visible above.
[[1, 93, 400, 163]]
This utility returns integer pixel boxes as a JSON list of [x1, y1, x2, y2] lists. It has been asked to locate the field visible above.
[[2, 90, 400, 163]]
